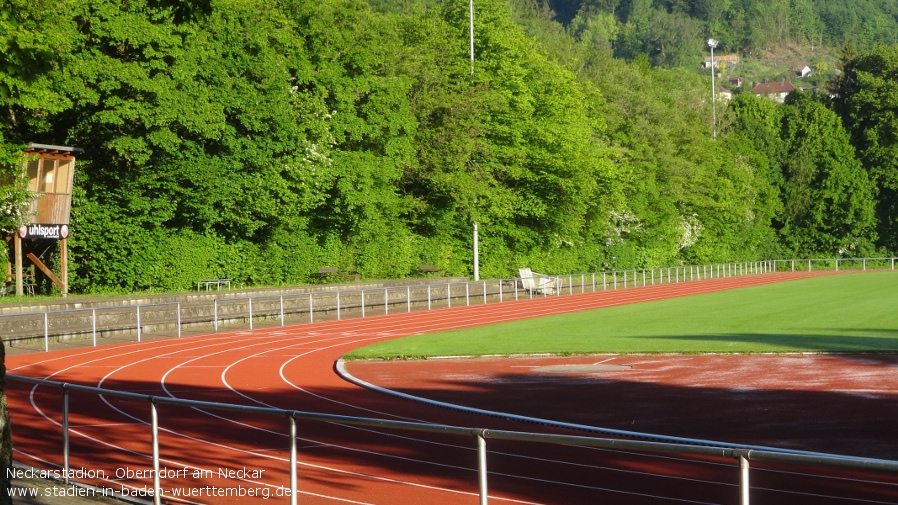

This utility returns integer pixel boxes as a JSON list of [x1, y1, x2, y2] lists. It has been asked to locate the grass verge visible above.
[[345, 272, 898, 359]]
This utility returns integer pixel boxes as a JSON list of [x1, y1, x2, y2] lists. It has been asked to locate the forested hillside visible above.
[[547, 0, 898, 68], [0, 0, 895, 293]]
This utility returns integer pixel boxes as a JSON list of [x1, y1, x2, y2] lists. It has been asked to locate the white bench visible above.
[[518, 268, 560, 295]]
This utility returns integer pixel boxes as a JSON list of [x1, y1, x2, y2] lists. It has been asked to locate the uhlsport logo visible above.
[[19, 224, 69, 240]]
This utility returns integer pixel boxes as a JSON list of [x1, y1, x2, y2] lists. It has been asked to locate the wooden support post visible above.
[[14, 233, 22, 296], [60, 237, 68, 297], [26, 252, 64, 292]]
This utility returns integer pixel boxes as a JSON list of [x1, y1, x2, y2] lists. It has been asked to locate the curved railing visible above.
[[9, 374, 898, 505]]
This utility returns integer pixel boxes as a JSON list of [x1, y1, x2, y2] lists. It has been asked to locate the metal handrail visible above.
[[2, 258, 896, 352], [10, 374, 898, 505]]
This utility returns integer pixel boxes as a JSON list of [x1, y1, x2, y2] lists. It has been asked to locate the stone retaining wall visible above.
[[0, 277, 491, 344]]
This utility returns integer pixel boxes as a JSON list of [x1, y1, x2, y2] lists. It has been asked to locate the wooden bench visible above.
[[317, 267, 360, 282], [419, 264, 444, 275]]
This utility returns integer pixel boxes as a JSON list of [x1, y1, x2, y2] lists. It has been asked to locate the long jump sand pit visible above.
[[346, 353, 898, 460]]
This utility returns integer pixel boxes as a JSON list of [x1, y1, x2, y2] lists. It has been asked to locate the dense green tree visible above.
[[831, 43, 898, 251], [778, 92, 877, 256], [2, 0, 896, 295]]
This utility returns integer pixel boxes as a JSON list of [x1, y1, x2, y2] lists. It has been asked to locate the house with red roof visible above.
[[749, 81, 797, 103]]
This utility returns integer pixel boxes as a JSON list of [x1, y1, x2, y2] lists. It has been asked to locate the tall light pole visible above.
[[470, 0, 480, 281], [708, 38, 718, 141]]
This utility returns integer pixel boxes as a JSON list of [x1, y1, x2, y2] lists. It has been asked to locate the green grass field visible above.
[[345, 272, 898, 359]]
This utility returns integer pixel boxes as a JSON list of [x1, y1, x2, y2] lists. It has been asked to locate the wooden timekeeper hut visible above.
[[6, 143, 82, 297]]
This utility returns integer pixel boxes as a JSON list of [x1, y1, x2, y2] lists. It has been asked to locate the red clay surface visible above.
[[6, 272, 898, 505]]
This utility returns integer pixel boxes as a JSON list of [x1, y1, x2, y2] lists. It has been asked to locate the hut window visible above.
[[55, 160, 72, 194], [41, 159, 56, 192], [26, 160, 40, 192]]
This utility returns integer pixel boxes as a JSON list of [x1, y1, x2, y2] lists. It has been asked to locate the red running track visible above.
[[7, 272, 898, 504]]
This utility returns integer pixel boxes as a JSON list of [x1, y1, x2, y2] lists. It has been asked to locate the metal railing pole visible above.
[[465, 283, 470, 306], [248, 298, 253, 330], [407, 286, 411, 313], [361, 290, 366, 318], [427, 285, 432, 310], [62, 385, 70, 484], [336, 291, 341, 320], [447, 284, 451, 308], [44, 313, 49, 352], [740, 453, 750, 505], [385, 288, 389, 315], [176, 303, 182, 337], [280, 296, 285, 326], [136, 306, 141, 342], [289, 414, 298, 505], [150, 399, 162, 505], [214, 299, 219, 332], [483, 281, 487, 304], [92, 309, 97, 347], [477, 430, 489, 505], [309, 293, 314, 324]]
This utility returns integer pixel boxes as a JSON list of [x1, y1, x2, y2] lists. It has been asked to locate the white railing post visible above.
[[92, 309, 97, 347], [150, 398, 162, 505], [477, 430, 489, 505], [447, 284, 452, 308], [289, 413, 298, 505], [336, 291, 341, 320], [361, 290, 366, 318], [466, 283, 470, 306], [309, 293, 314, 324], [177, 303, 182, 337], [483, 281, 487, 304], [407, 286, 411, 313], [136, 306, 142, 342], [248, 298, 253, 330], [214, 299, 219, 332], [740, 453, 750, 505], [385, 287, 389, 315], [280, 296, 285, 326]]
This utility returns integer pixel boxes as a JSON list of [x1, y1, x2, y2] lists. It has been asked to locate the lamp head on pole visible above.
[[707, 38, 718, 49]]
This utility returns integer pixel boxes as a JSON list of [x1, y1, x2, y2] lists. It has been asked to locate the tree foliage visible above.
[[0, 0, 891, 293]]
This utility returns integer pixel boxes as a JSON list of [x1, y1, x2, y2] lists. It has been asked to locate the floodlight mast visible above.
[[470, 0, 479, 281], [708, 38, 719, 141]]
